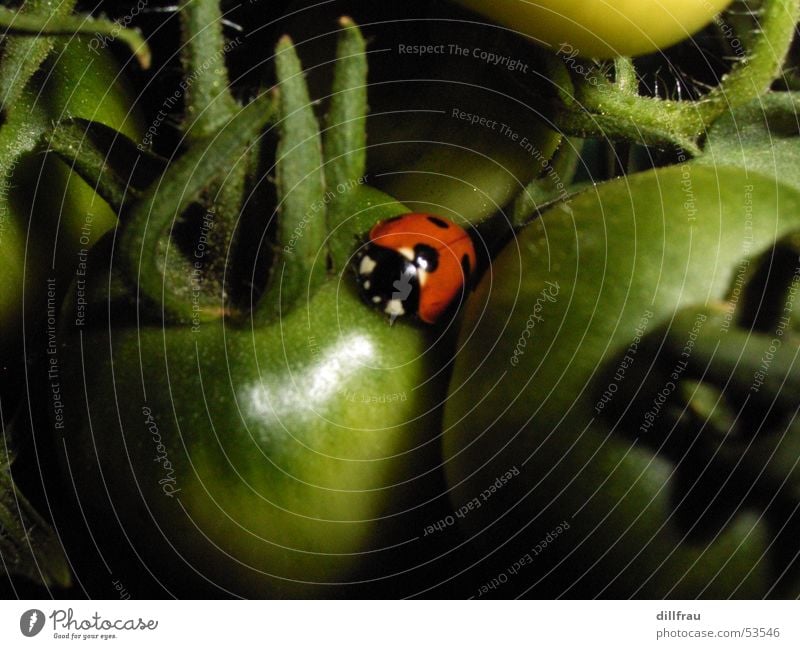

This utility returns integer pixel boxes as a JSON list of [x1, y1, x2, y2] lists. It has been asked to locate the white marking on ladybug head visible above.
[[362, 280, 371, 290], [359, 255, 377, 276], [384, 299, 405, 317], [417, 269, 428, 288], [371, 295, 382, 304], [397, 247, 415, 262]]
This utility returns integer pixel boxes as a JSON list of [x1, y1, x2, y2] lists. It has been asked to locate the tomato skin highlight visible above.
[[451, 0, 735, 58]]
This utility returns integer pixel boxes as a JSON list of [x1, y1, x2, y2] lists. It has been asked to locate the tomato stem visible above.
[[553, 69, 704, 155], [696, 0, 800, 126], [511, 135, 581, 226], [0, 0, 77, 116], [0, 6, 151, 69], [550, 0, 800, 155]]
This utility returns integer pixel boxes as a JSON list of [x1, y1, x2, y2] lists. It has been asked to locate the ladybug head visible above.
[[354, 244, 421, 323]]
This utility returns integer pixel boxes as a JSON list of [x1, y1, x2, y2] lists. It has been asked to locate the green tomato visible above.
[[451, 0, 734, 58], [370, 95, 561, 226], [55, 186, 447, 597], [443, 164, 800, 598], [47, 24, 452, 596], [0, 37, 142, 387]]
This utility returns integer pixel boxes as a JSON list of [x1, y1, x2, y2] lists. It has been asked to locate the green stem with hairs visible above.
[[322, 16, 367, 197], [322, 16, 370, 270], [550, 0, 800, 154], [697, 0, 800, 123], [0, 0, 77, 115], [0, 6, 151, 69], [178, 0, 239, 140], [179, 0, 246, 299], [253, 35, 327, 324]]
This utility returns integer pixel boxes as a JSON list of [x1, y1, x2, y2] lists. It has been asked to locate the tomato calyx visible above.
[[108, 16, 418, 332]]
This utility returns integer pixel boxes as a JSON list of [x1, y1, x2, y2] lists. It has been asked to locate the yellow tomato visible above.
[[451, 0, 734, 58]]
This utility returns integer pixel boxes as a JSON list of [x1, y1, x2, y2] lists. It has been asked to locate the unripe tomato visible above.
[[443, 164, 800, 597], [451, 0, 734, 58], [54, 187, 449, 597]]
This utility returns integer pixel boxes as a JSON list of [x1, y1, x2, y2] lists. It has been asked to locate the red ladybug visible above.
[[354, 213, 477, 324]]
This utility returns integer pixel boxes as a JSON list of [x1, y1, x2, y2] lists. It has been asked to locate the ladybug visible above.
[[354, 213, 477, 324]]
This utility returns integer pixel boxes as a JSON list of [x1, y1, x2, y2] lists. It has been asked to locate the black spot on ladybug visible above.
[[461, 253, 471, 278], [426, 216, 450, 229], [382, 215, 403, 225], [414, 243, 439, 272]]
